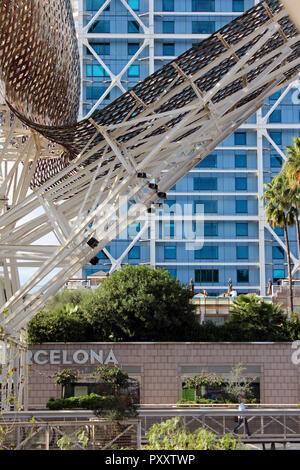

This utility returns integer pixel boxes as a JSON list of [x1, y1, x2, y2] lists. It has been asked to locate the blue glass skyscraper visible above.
[[78, 0, 300, 296]]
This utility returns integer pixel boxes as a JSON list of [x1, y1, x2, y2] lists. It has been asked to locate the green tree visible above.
[[228, 294, 290, 341], [283, 139, 300, 265], [284, 137, 300, 189], [27, 307, 93, 343], [183, 372, 223, 401], [262, 172, 296, 313], [45, 289, 89, 311], [54, 368, 78, 398], [80, 265, 199, 341], [94, 365, 131, 395], [224, 364, 256, 403]]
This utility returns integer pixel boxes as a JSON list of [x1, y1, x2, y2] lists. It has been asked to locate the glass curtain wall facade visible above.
[[78, 0, 300, 296]]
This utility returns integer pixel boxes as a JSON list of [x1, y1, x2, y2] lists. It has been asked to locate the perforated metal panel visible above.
[[0, 0, 80, 127]]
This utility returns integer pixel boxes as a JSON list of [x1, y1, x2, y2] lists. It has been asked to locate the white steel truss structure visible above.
[[77, 0, 300, 295], [0, 0, 300, 409]]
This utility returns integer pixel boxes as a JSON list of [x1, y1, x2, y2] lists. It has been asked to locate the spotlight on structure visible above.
[[87, 237, 99, 248]]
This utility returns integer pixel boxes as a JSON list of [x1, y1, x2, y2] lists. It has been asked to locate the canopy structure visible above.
[[0, 0, 300, 409], [281, 0, 300, 32]]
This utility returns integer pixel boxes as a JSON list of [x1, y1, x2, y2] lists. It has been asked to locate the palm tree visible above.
[[283, 140, 300, 269], [262, 172, 295, 313], [285, 187, 300, 273], [285, 137, 300, 188]]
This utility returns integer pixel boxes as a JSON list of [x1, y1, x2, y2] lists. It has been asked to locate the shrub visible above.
[[46, 393, 116, 410], [144, 417, 245, 450], [27, 309, 93, 344]]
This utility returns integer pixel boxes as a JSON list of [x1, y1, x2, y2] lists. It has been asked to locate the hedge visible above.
[[46, 393, 116, 410]]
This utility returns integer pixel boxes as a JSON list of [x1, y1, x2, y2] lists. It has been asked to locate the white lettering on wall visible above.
[[291, 341, 300, 365], [90, 349, 103, 364], [34, 350, 48, 365], [62, 350, 72, 365], [50, 350, 61, 365], [28, 349, 118, 366], [104, 349, 118, 365], [73, 350, 89, 364]]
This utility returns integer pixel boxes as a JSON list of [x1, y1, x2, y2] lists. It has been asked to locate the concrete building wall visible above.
[[28, 342, 300, 409]]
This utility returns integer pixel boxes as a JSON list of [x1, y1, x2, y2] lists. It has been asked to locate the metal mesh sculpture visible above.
[[0, 0, 300, 409], [0, 0, 80, 127]]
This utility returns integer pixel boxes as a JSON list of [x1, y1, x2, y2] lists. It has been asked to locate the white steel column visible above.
[[148, 0, 155, 76], [257, 109, 266, 296]]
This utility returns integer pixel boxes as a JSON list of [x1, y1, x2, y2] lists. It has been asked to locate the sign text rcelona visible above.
[[28, 349, 118, 365]]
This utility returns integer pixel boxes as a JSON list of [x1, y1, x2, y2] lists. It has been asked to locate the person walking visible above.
[[233, 395, 251, 437]]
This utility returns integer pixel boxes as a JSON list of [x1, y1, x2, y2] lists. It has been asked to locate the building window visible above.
[[163, 222, 175, 238], [192, 21, 215, 34], [86, 86, 110, 100], [166, 268, 177, 279], [193, 177, 217, 190], [128, 20, 140, 33], [236, 246, 248, 259], [270, 131, 282, 145], [192, 0, 215, 11], [272, 246, 285, 259], [162, 0, 174, 11], [235, 154, 247, 168], [197, 154, 217, 168], [269, 110, 282, 123], [163, 21, 174, 33], [128, 65, 140, 77], [88, 20, 110, 33], [274, 226, 284, 236], [195, 246, 218, 259], [236, 223, 248, 236], [87, 42, 110, 55], [195, 269, 219, 283], [164, 200, 176, 215], [98, 249, 109, 259], [237, 269, 249, 283], [270, 90, 281, 100], [128, 223, 140, 238], [232, 0, 244, 11], [235, 177, 247, 191], [195, 200, 218, 213], [234, 132, 247, 145], [86, 64, 109, 77], [128, 43, 139, 55], [128, 246, 140, 259], [164, 245, 176, 259], [86, 0, 110, 11], [273, 269, 285, 282], [270, 154, 283, 168], [128, 0, 139, 10], [163, 43, 175, 56], [204, 222, 218, 236], [236, 200, 248, 213]]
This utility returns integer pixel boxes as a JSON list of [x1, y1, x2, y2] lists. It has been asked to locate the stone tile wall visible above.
[[28, 342, 300, 409]]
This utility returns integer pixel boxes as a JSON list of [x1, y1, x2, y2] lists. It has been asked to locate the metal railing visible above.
[[0, 412, 140, 450], [138, 407, 300, 443], [1, 407, 300, 449]]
